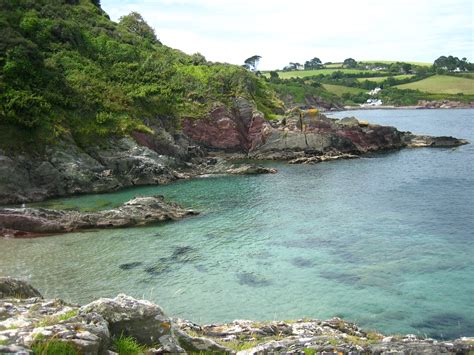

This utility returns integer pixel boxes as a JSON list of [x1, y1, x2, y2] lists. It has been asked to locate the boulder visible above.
[[0, 297, 109, 354], [0, 278, 42, 299], [80, 294, 175, 347]]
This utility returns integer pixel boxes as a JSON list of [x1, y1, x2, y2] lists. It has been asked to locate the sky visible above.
[[101, 0, 473, 70]]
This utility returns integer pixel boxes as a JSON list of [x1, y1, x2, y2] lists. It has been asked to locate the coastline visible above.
[[1, 278, 473, 354], [338, 101, 474, 111]]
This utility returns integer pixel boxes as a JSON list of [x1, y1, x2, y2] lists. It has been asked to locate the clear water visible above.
[[1, 109, 473, 339]]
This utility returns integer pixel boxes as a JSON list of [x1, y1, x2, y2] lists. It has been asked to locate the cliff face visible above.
[[181, 102, 467, 161], [182, 98, 271, 152], [0, 134, 197, 205]]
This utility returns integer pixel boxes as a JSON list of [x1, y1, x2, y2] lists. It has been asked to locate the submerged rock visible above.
[[0, 195, 198, 238]]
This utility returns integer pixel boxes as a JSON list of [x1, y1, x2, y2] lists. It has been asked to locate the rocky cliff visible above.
[[182, 99, 468, 161], [0, 278, 472, 355], [0, 99, 468, 206]]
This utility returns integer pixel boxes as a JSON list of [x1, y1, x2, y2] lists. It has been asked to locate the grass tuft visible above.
[[113, 334, 147, 355], [31, 339, 78, 355], [35, 309, 78, 327]]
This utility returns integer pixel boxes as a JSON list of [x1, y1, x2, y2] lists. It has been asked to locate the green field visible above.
[[271, 69, 381, 79], [396, 75, 474, 94], [454, 72, 474, 79], [322, 84, 366, 96], [360, 60, 432, 67], [357, 74, 415, 83], [324, 63, 343, 68]]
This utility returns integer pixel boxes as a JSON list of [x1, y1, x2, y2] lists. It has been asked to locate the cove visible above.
[[0, 109, 473, 340]]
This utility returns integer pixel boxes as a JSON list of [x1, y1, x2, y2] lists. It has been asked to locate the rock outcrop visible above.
[[403, 134, 469, 148], [81, 294, 182, 350], [182, 98, 272, 152], [0, 196, 197, 238], [183, 105, 468, 164], [0, 136, 188, 206], [0, 278, 42, 299], [0, 280, 472, 355]]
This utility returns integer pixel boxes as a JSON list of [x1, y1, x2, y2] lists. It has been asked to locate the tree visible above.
[[304, 57, 322, 70], [343, 58, 357, 68], [118, 12, 159, 44], [269, 71, 279, 82], [401, 63, 412, 74], [243, 55, 261, 71]]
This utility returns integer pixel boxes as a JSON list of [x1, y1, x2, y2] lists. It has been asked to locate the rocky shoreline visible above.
[[0, 196, 198, 238], [0, 278, 472, 355], [0, 98, 469, 212], [342, 100, 474, 111], [0, 277, 474, 355]]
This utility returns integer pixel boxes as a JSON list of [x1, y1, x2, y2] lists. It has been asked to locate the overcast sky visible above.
[[102, 0, 473, 70]]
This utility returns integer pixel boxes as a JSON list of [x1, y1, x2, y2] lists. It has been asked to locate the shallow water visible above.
[[1, 109, 473, 339]]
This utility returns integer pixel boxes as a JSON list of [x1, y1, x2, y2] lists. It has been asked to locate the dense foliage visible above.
[[0, 0, 281, 149]]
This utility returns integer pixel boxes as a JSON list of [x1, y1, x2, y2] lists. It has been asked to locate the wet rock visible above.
[[0, 278, 42, 299], [288, 153, 359, 165], [404, 134, 469, 148], [0, 196, 198, 238], [225, 164, 277, 175]]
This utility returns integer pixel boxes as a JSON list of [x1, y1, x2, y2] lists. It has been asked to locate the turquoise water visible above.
[[1, 109, 473, 339]]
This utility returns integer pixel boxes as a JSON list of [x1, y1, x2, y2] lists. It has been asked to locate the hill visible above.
[[268, 69, 380, 79], [0, 0, 281, 151], [395, 75, 474, 95], [360, 60, 432, 67]]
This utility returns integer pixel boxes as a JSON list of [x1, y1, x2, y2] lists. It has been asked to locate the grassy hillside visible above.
[[0, 0, 281, 150], [396, 75, 474, 94], [357, 75, 415, 83], [322, 84, 366, 95], [271, 69, 380, 79], [360, 60, 432, 67]]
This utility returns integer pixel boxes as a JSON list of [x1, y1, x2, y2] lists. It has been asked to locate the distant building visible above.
[[368, 87, 382, 96], [361, 98, 383, 107]]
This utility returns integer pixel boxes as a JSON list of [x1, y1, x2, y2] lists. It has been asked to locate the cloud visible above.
[[102, 0, 473, 70]]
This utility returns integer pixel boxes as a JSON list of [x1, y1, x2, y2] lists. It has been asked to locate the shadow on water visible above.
[[237, 272, 272, 287], [411, 313, 474, 339], [290, 257, 315, 268]]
